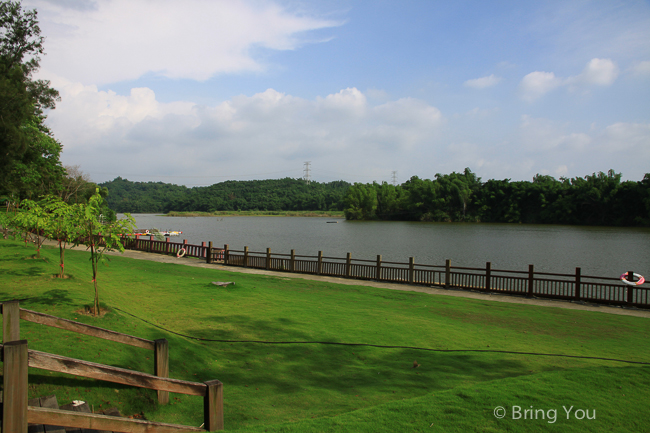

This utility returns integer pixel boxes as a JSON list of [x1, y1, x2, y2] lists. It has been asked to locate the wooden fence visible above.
[[119, 237, 649, 309], [1, 301, 224, 432]]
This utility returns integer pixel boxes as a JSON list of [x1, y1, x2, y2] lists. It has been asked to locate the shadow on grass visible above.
[[33, 289, 77, 306]]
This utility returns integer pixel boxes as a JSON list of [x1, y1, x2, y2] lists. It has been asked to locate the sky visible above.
[[23, 0, 650, 186]]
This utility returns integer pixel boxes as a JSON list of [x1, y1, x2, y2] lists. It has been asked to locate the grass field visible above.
[[1, 237, 649, 432]]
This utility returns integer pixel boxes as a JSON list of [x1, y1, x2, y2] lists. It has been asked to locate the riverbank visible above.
[[165, 210, 345, 217], [4, 237, 650, 432], [52, 239, 648, 319]]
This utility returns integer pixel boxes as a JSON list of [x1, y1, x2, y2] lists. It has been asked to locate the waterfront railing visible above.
[[121, 236, 649, 309]]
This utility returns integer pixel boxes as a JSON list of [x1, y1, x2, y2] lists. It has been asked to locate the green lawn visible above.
[[1, 238, 648, 432]]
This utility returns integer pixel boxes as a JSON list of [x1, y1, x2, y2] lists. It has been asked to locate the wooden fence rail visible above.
[[219, 247, 648, 309], [118, 237, 649, 308], [119, 237, 650, 308], [1, 301, 224, 432]]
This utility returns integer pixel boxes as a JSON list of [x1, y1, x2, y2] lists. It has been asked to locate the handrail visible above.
[[19, 308, 155, 350]]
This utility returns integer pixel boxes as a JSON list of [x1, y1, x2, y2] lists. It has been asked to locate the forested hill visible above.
[[98, 177, 351, 213]]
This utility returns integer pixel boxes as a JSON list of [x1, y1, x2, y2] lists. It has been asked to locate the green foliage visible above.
[[99, 177, 351, 213], [0, 0, 63, 200], [73, 189, 136, 315], [343, 169, 650, 227]]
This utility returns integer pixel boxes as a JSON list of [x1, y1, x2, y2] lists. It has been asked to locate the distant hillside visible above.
[[99, 177, 351, 213]]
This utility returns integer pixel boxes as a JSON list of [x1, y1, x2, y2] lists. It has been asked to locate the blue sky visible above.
[[26, 0, 650, 185]]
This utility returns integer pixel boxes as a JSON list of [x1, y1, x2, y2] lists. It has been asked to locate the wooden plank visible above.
[[20, 309, 155, 350], [2, 300, 21, 343], [28, 350, 207, 396], [28, 407, 206, 433], [203, 380, 224, 431], [154, 339, 169, 404], [40, 395, 67, 433], [3, 340, 29, 433]]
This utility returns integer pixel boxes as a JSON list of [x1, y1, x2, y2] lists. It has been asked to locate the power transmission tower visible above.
[[391, 171, 398, 186], [303, 161, 311, 184]]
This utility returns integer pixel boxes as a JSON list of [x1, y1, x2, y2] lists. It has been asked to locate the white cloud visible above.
[[520, 58, 620, 101], [519, 71, 563, 102], [629, 60, 650, 76], [464, 74, 501, 89], [46, 83, 445, 183], [27, 0, 342, 84], [567, 58, 619, 87]]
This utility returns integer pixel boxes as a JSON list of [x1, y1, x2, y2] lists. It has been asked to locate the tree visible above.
[[12, 197, 47, 257], [41, 195, 80, 278], [74, 190, 136, 316], [1, 1, 62, 199]]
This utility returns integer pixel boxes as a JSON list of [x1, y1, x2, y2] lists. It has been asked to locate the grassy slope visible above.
[[0, 238, 648, 432]]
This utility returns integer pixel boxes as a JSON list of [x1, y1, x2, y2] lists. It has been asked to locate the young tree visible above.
[[41, 195, 79, 278], [75, 190, 135, 316], [12, 197, 47, 257]]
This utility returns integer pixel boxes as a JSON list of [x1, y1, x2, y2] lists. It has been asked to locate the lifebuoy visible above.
[[177, 248, 186, 258], [620, 272, 645, 286]]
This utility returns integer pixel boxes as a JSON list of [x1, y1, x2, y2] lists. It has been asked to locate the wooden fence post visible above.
[[266, 248, 271, 270], [485, 262, 491, 292], [224, 244, 229, 265], [207, 241, 213, 264], [2, 300, 20, 343], [408, 257, 415, 284], [376, 255, 382, 281], [290, 249, 296, 272], [317, 251, 323, 275], [528, 265, 534, 297], [166, 237, 170, 255], [445, 259, 451, 288], [574, 267, 581, 300], [627, 271, 634, 304], [3, 340, 29, 433], [149, 236, 153, 253], [154, 339, 169, 404], [204, 380, 224, 431], [345, 253, 352, 277], [243, 246, 249, 267]]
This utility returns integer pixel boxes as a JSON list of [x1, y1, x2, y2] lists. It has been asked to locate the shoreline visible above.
[[54, 240, 647, 320], [164, 211, 345, 218]]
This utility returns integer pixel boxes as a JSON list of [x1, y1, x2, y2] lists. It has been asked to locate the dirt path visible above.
[[49, 240, 649, 319]]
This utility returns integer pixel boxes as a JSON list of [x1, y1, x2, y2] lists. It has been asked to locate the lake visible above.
[[121, 215, 650, 279]]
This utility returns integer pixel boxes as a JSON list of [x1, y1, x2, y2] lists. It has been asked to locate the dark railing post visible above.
[[2, 300, 20, 343], [445, 259, 451, 288], [266, 248, 271, 270], [166, 237, 170, 255], [204, 380, 224, 431], [317, 251, 323, 275], [345, 253, 352, 277], [485, 262, 491, 292], [149, 236, 153, 253], [290, 249, 296, 272], [574, 267, 581, 300], [528, 264, 534, 297], [3, 340, 29, 433], [627, 271, 634, 304], [224, 244, 229, 265], [207, 241, 213, 264], [154, 339, 169, 404], [376, 255, 382, 281], [243, 246, 249, 268], [408, 257, 415, 284]]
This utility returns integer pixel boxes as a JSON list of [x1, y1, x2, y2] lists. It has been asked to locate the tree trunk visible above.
[[91, 244, 99, 316], [59, 240, 65, 278]]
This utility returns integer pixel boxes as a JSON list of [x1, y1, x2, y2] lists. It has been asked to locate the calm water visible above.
[[122, 214, 650, 279]]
